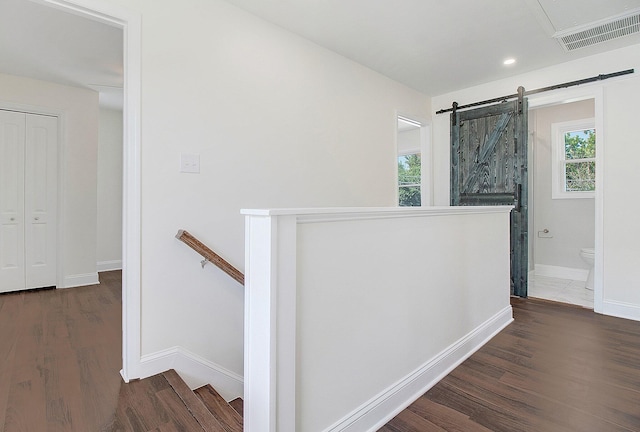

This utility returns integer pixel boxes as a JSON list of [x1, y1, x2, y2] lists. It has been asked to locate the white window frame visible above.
[[551, 118, 595, 199]]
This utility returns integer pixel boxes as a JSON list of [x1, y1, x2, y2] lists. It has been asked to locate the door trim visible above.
[[37, 0, 143, 382], [528, 85, 604, 313]]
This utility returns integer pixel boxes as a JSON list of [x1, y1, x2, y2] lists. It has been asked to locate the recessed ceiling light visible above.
[[503, 58, 516, 65]]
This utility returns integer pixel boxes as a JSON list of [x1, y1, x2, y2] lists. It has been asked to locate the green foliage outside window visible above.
[[398, 153, 421, 206], [564, 129, 595, 192]]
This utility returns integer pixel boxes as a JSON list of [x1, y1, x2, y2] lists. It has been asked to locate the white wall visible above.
[[102, 0, 429, 381], [602, 75, 640, 316], [97, 108, 123, 271], [432, 44, 640, 320], [0, 72, 99, 287], [531, 100, 595, 271]]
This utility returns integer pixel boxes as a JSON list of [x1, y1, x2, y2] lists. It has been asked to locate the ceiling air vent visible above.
[[554, 12, 640, 52]]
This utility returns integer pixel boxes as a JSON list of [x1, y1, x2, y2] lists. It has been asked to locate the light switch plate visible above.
[[180, 153, 200, 173]]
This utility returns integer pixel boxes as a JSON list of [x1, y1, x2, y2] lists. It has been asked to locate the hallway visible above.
[[0, 271, 122, 430], [2, 271, 639, 431], [381, 297, 640, 431]]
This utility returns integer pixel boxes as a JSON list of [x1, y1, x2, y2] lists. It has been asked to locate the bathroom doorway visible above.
[[528, 93, 600, 309]]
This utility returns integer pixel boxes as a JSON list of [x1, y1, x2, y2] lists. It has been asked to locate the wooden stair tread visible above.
[[162, 369, 227, 432], [229, 397, 243, 417], [194, 385, 243, 432]]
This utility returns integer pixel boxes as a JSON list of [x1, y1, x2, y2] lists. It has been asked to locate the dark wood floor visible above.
[[2, 273, 639, 431], [381, 298, 640, 432], [0, 271, 241, 432], [0, 271, 124, 431]]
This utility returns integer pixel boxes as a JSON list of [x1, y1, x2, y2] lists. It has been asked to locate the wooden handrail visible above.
[[176, 229, 245, 286]]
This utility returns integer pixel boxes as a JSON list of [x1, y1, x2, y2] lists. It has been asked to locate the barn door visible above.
[[450, 94, 528, 297]]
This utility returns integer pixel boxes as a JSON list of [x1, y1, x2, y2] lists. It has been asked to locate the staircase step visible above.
[[229, 397, 243, 417], [195, 385, 244, 432], [163, 369, 227, 432]]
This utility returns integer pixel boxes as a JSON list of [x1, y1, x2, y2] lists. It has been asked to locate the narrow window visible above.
[[551, 118, 596, 199], [397, 116, 422, 206]]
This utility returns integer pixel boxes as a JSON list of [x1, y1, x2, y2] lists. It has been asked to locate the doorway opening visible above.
[[527, 87, 603, 311], [33, 0, 142, 381], [396, 114, 432, 206]]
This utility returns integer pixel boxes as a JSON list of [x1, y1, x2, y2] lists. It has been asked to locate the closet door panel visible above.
[[25, 114, 57, 289], [0, 111, 26, 292]]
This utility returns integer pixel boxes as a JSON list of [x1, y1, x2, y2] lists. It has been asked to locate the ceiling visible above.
[[0, 0, 123, 110], [223, 0, 640, 96], [1, 0, 640, 110]]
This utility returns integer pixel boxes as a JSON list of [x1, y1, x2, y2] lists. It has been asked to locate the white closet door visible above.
[[0, 111, 26, 293], [25, 114, 57, 289], [0, 111, 57, 293]]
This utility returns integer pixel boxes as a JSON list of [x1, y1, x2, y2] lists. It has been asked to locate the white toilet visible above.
[[580, 248, 595, 290]]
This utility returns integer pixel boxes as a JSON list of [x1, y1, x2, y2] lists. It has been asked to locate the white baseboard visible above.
[[535, 264, 589, 282], [324, 305, 514, 432], [602, 300, 640, 322], [60, 272, 100, 288], [139, 346, 244, 401], [97, 260, 123, 272]]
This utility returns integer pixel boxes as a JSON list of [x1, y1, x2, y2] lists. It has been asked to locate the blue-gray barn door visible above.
[[450, 97, 528, 297]]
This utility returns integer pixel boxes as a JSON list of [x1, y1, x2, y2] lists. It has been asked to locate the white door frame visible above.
[[37, 0, 142, 382], [527, 85, 604, 313]]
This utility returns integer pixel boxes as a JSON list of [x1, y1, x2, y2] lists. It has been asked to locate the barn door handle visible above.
[[514, 184, 522, 212]]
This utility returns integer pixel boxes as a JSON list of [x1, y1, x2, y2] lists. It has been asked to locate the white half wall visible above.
[[97, 107, 123, 271], [432, 44, 640, 321], [244, 206, 513, 431], [0, 72, 99, 288]]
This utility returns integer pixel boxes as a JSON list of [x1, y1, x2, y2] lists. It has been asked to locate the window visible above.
[[398, 152, 421, 206], [397, 115, 423, 206], [551, 118, 596, 199]]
